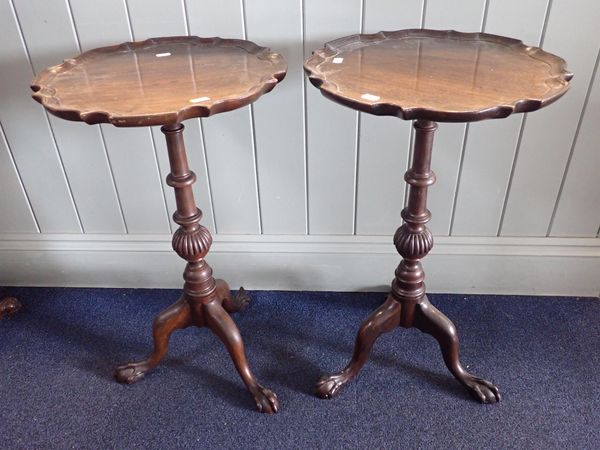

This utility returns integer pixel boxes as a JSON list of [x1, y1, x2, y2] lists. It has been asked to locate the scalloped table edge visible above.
[[31, 36, 288, 127], [303, 29, 573, 123]]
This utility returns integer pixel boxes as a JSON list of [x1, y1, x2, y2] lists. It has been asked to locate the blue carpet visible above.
[[0, 287, 598, 449]]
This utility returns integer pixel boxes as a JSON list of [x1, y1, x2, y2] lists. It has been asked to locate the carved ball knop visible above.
[[172, 226, 212, 261], [393, 225, 433, 259]]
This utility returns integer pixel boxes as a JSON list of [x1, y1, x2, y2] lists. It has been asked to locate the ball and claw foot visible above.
[[250, 384, 279, 414], [231, 287, 251, 312], [114, 362, 152, 385], [217, 279, 251, 314], [462, 375, 501, 404], [0, 297, 22, 320], [315, 373, 351, 399]]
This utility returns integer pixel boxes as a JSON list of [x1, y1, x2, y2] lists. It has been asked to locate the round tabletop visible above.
[[31, 36, 287, 127], [304, 29, 572, 122]]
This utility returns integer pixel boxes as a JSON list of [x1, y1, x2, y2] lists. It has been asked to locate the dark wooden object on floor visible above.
[[304, 29, 572, 403], [31, 36, 286, 413], [0, 297, 21, 320]]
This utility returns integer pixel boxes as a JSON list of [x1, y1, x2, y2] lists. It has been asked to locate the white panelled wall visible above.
[[0, 0, 599, 296]]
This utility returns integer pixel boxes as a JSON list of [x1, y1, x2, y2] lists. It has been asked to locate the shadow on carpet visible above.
[[0, 287, 598, 449]]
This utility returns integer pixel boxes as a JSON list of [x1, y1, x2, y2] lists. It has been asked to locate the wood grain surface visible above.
[[31, 36, 287, 127], [304, 29, 572, 122]]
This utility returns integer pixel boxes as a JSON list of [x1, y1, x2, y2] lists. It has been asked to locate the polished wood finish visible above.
[[114, 123, 278, 413], [315, 121, 500, 403], [0, 297, 21, 320], [308, 31, 572, 404], [32, 36, 285, 413], [31, 36, 287, 127], [304, 29, 572, 122]]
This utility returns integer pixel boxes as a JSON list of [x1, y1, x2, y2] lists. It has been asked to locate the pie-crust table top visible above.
[[304, 29, 572, 122], [31, 36, 287, 127]]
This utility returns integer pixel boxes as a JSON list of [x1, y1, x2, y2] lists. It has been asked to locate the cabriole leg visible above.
[[315, 297, 401, 399], [114, 297, 191, 384]]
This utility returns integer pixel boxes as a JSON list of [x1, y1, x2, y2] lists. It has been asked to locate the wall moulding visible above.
[[0, 234, 598, 297]]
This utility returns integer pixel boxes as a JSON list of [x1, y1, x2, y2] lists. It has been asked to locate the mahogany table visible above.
[[304, 29, 572, 404], [31, 36, 286, 413]]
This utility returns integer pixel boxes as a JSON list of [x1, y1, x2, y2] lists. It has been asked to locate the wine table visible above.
[[32, 36, 287, 413], [304, 29, 572, 404]]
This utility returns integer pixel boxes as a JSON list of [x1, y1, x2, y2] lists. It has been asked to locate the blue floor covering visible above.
[[0, 287, 598, 449]]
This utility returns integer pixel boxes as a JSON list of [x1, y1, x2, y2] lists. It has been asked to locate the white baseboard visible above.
[[0, 234, 599, 297]]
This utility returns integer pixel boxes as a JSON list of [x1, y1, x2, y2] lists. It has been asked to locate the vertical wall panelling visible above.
[[424, 0, 488, 235], [451, 0, 550, 236], [185, 0, 260, 234], [69, 0, 172, 233], [425, 0, 487, 28], [0, 0, 598, 294], [550, 50, 600, 237], [0, 0, 81, 233], [98, 127, 170, 234], [354, 0, 423, 235], [125, 0, 185, 35], [0, 122, 38, 232], [500, 0, 600, 236], [304, 0, 362, 234], [14, 0, 127, 234], [124, 0, 215, 233], [244, 0, 306, 234]]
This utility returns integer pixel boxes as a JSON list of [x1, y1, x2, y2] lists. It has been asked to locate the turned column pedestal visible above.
[[315, 120, 500, 403], [114, 123, 278, 413]]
